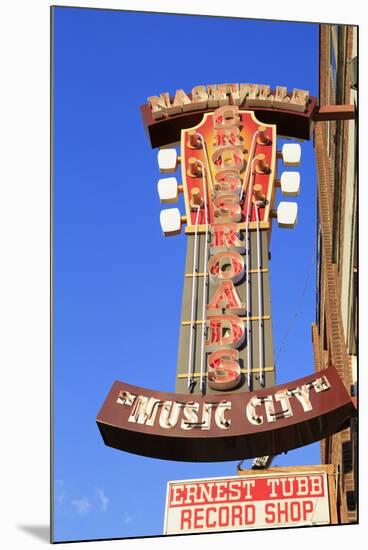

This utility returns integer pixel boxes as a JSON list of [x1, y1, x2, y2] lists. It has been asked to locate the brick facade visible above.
[[314, 24, 357, 524]]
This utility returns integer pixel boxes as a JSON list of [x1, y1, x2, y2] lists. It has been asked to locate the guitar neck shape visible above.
[[176, 228, 275, 394]]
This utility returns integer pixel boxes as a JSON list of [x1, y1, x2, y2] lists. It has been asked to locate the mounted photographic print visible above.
[[51, 5, 358, 543]]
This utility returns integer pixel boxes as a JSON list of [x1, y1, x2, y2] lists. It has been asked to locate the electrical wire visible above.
[[275, 253, 315, 364]]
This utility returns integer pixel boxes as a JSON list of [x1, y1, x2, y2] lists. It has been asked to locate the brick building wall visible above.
[[313, 24, 357, 524]]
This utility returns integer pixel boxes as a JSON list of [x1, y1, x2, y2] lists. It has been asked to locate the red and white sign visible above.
[[164, 471, 331, 534]]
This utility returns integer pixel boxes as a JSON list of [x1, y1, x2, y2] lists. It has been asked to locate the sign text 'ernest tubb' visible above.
[[164, 470, 331, 534]]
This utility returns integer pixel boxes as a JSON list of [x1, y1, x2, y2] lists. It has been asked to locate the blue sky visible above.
[[53, 7, 319, 542]]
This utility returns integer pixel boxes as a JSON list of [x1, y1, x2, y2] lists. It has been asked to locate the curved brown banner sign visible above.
[[97, 367, 356, 462], [140, 83, 318, 147]]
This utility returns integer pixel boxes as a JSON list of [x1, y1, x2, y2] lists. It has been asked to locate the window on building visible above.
[[327, 26, 336, 159], [348, 232, 357, 356], [316, 222, 322, 330], [323, 316, 328, 352], [330, 26, 339, 93]]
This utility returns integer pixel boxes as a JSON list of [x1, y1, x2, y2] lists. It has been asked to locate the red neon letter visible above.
[[207, 281, 245, 315], [205, 314, 245, 351], [210, 223, 245, 253], [208, 251, 244, 283], [207, 349, 241, 391], [213, 194, 242, 223]]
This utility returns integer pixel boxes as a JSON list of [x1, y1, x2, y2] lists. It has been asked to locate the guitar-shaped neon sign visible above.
[[157, 105, 301, 395], [96, 92, 356, 462]]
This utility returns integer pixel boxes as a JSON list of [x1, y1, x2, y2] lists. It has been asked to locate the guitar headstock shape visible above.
[[179, 105, 277, 235]]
